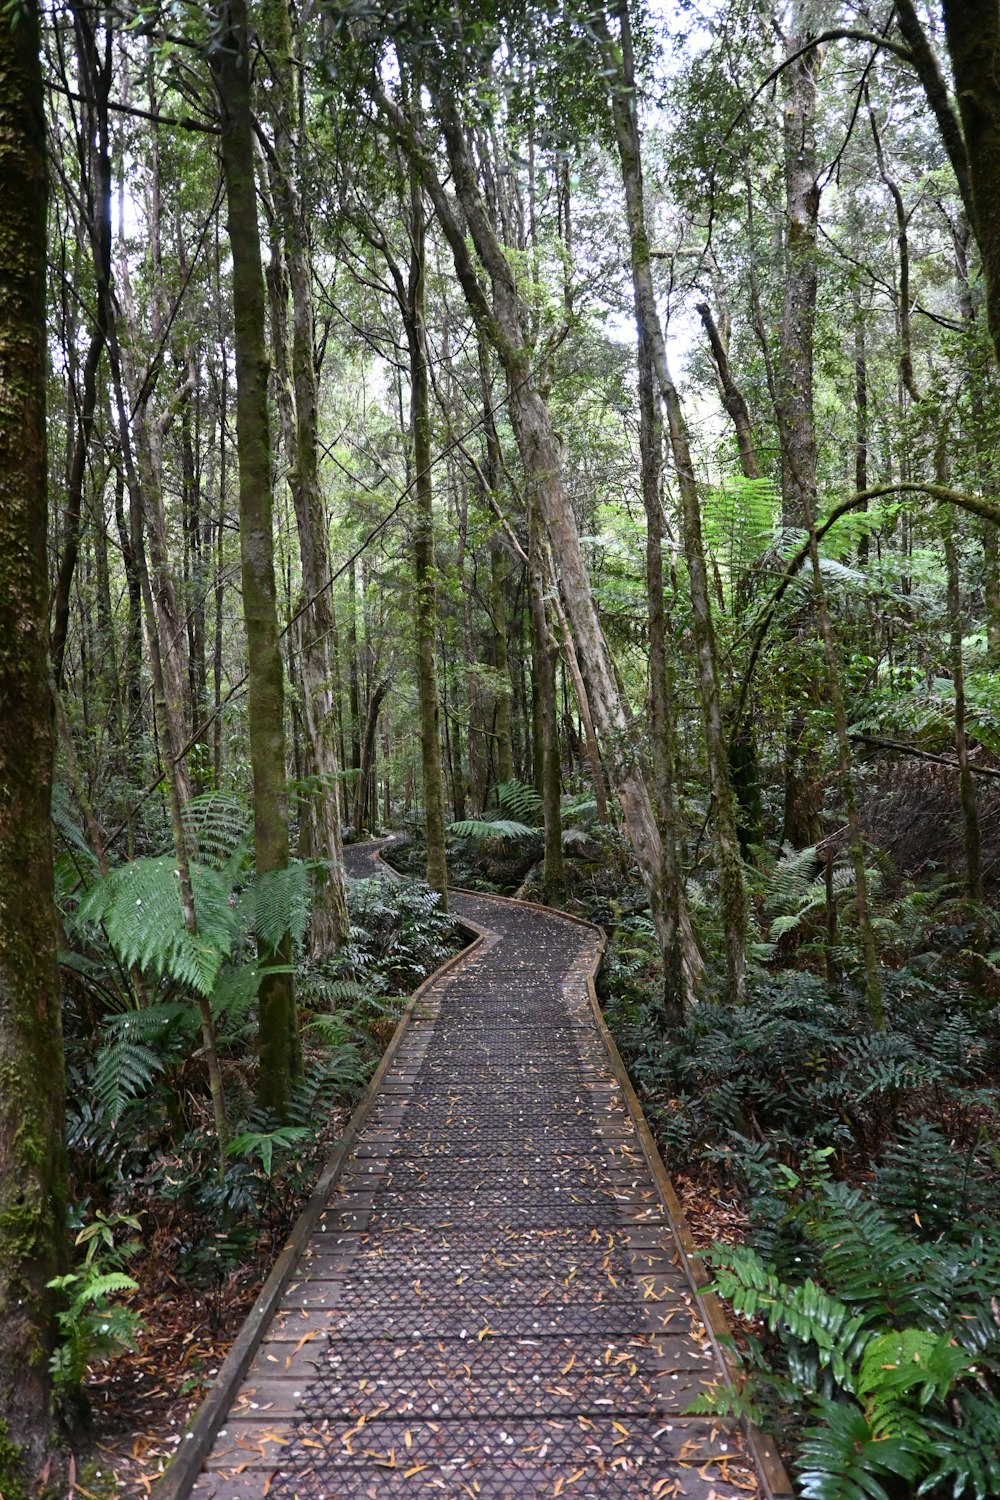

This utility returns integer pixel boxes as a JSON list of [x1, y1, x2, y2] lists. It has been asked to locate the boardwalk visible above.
[[180, 842, 774, 1500]]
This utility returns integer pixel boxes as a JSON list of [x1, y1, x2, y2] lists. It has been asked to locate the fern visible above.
[[920, 1390, 1000, 1499], [88, 1002, 196, 1122], [210, 962, 264, 1031], [91, 1036, 163, 1123], [857, 1330, 974, 1435], [447, 817, 536, 843], [807, 1183, 923, 1322], [242, 861, 311, 951], [701, 475, 778, 604], [77, 856, 237, 995], [181, 792, 251, 875], [875, 1121, 991, 1232], [797, 1399, 925, 1500], [51, 782, 99, 870], [496, 778, 543, 823], [707, 1244, 870, 1385]]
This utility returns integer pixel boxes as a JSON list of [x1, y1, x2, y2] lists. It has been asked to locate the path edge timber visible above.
[[150, 885, 487, 1500], [423, 867, 795, 1500]]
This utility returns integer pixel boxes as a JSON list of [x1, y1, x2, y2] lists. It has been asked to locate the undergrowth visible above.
[[600, 860, 1000, 1500], [53, 804, 462, 1408]]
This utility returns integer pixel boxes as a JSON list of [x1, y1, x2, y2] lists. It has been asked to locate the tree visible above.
[[0, 0, 68, 1475], [211, 0, 299, 1111]]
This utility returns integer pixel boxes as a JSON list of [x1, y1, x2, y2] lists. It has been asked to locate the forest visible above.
[[0, 0, 999, 1495]]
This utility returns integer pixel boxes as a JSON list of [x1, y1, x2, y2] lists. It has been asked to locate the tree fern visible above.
[[241, 860, 311, 951], [181, 792, 252, 876], [447, 817, 536, 844], [77, 855, 237, 995], [496, 777, 543, 823]]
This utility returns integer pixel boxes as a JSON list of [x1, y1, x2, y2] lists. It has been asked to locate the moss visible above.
[[0, 1420, 29, 1500]]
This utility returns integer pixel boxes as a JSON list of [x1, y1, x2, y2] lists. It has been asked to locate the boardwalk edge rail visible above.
[[151, 902, 487, 1500]]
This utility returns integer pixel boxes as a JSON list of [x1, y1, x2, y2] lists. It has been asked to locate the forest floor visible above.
[[76, 1099, 352, 1498]]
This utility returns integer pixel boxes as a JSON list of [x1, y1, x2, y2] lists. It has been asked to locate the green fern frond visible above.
[[77, 855, 237, 995], [857, 1330, 974, 1433], [91, 1036, 163, 1123], [797, 1398, 925, 1500], [181, 792, 252, 874], [210, 962, 263, 1030], [808, 1183, 919, 1320], [447, 818, 536, 843], [496, 778, 543, 822], [243, 861, 312, 951], [920, 1390, 1000, 1500]]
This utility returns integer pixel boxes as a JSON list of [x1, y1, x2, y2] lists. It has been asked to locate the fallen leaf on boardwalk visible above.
[[652, 1478, 680, 1497], [562, 1354, 576, 1374], [404, 1464, 430, 1478]]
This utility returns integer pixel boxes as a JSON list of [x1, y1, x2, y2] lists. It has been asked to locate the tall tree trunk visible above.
[[595, 3, 746, 1003], [854, 284, 870, 564], [211, 0, 298, 1112], [0, 4, 68, 1470], [490, 539, 515, 786], [353, 679, 390, 836], [260, 0, 349, 952], [528, 492, 565, 904], [695, 295, 765, 854], [776, 7, 825, 851], [943, 522, 984, 918], [637, 330, 703, 1016], [405, 168, 448, 903], [940, 0, 1000, 368], [50, 2, 111, 688], [696, 300, 758, 480]]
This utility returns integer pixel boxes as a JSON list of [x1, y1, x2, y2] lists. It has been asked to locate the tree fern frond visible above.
[[181, 792, 252, 874], [496, 778, 543, 823], [447, 818, 536, 843], [243, 861, 312, 951]]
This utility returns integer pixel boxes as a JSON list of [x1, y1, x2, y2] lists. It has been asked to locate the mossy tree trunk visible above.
[[404, 167, 448, 904], [637, 330, 704, 1018], [260, 0, 349, 954], [528, 493, 565, 904], [211, 0, 299, 1111], [0, 0, 68, 1472]]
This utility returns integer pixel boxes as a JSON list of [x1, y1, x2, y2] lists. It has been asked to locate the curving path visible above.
[[179, 840, 782, 1500]]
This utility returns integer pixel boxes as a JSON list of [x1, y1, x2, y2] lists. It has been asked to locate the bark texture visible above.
[[212, 0, 298, 1110], [261, 0, 349, 953], [405, 172, 448, 903], [0, 1, 67, 1471], [940, 0, 1000, 368], [596, 3, 745, 1003]]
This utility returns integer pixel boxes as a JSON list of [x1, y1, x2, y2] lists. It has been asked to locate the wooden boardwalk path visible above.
[[168, 840, 786, 1500]]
